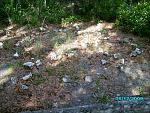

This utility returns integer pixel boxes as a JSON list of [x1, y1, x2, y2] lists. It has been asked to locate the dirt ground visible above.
[[0, 22, 150, 113]]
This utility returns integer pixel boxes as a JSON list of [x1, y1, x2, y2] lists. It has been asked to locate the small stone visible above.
[[13, 52, 19, 58], [130, 51, 137, 57], [49, 51, 58, 60], [35, 60, 42, 66], [31, 58, 34, 60], [113, 53, 122, 59], [15, 42, 20, 47], [10, 77, 17, 84], [62, 75, 71, 83], [20, 84, 29, 90], [101, 59, 107, 65], [135, 48, 142, 55], [75, 26, 80, 30], [53, 29, 59, 32], [103, 51, 109, 56], [130, 48, 142, 57], [0, 42, 3, 49], [63, 29, 68, 32], [39, 27, 46, 31], [23, 62, 34, 68], [124, 105, 130, 109], [22, 72, 32, 80], [131, 43, 137, 47], [85, 76, 92, 82], [59, 29, 62, 32]]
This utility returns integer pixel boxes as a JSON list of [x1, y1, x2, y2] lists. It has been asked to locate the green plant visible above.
[[116, 1, 150, 37]]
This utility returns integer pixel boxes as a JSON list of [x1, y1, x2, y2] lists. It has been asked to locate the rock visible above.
[[0, 42, 3, 49], [23, 62, 34, 68], [130, 51, 137, 57], [85, 76, 93, 82], [22, 72, 32, 80], [59, 29, 62, 32], [10, 77, 17, 84], [13, 52, 19, 58], [130, 48, 142, 57], [135, 48, 142, 55], [75, 26, 80, 31], [103, 51, 109, 56], [62, 75, 71, 83], [63, 29, 68, 32], [15, 41, 20, 47], [35, 60, 42, 66], [53, 29, 59, 32], [20, 84, 29, 90], [118, 58, 125, 64], [39, 27, 46, 32], [113, 53, 122, 59], [49, 51, 58, 60], [31, 58, 34, 60], [101, 59, 107, 65]]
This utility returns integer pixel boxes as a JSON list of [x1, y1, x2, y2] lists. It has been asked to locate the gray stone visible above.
[[113, 53, 122, 59], [35, 60, 42, 66], [135, 48, 142, 55], [15, 41, 21, 47], [39, 27, 46, 32], [20, 84, 29, 90], [101, 59, 107, 65], [10, 77, 17, 84], [22, 72, 32, 80], [130, 48, 142, 57], [85, 76, 93, 83], [23, 62, 34, 68], [62, 75, 71, 83], [0, 42, 3, 49], [130, 51, 137, 57], [49, 51, 58, 60], [13, 52, 19, 58]]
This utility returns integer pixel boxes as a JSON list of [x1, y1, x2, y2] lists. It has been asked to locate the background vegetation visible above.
[[0, 0, 149, 37]]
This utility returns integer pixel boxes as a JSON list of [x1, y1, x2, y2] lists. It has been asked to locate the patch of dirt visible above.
[[0, 22, 150, 113]]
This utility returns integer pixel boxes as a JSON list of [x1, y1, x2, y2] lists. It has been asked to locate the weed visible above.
[[95, 95, 110, 103]]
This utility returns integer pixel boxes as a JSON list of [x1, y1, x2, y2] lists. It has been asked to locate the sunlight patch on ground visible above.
[[0, 66, 14, 85], [132, 87, 140, 95]]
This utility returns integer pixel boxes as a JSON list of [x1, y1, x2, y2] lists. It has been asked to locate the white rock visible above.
[[15, 42, 20, 47], [0, 42, 3, 49], [39, 27, 46, 31], [59, 29, 62, 32], [49, 51, 58, 60], [63, 29, 68, 32], [20, 84, 29, 90], [85, 76, 92, 82], [31, 58, 34, 60], [101, 59, 107, 65], [35, 60, 42, 66], [23, 62, 34, 68], [10, 77, 17, 84], [113, 53, 121, 59], [135, 48, 142, 55], [22, 72, 32, 80], [62, 75, 71, 83], [53, 29, 59, 32], [130, 51, 137, 57], [75, 26, 80, 30], [13, 52, 19, 58]]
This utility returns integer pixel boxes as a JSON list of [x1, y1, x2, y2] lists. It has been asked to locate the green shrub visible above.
[[116, 1, 150, 37]]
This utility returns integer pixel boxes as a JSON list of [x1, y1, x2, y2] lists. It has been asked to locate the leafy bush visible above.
[[73, 0, 124, 21], [116, 1, 150, 37]]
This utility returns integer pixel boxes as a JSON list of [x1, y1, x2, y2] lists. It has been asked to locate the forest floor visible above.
[[0, 22, 150, 113]]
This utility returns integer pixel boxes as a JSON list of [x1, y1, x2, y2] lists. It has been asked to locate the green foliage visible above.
[[116, 1, 150, 37]]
